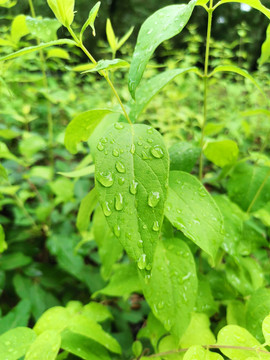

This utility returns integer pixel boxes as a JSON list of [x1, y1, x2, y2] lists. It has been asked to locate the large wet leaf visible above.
[[128, 0, 197, 98], [141, 238, 197, 339], [25, 330, 61, 360], [0, 327, 36, 360], [165, 171, 224, 260], [95, 123, 169, 269], [259, 24, 270, 65]]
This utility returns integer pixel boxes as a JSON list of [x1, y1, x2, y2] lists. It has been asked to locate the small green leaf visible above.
[[0, 164, 8, 181], [76, 187, 98, 232], [210, 65, 266, 98], [137, 312, 166, 351], [64, 109, 116, 154], [80, 2, 101, 39], [83, 59, 129, 73], [82, 302, 112, 323], [117, 26, 134, 49], [47, 48, 70, 59], [128, 0, 197, 98], [106, 19, 117, 53], [165, 171, 224, 260], [262, 315, 270, 345], [184, 345, 224, 360], [141, 239, 197, 339], [11, 15, 29, 44], [204, 140, 239, 168], [0, 327, 37, 360], [132, 340, 143, 358], [58, 165, 95, 178], [226, 300, 246, 327], [0, 225, 7, 253], [169, 142, 201, 173], [0, 39, 76, 62], [26, 17, 61, 42], [259, 24, 270, 65], [25, 330, 61, 360], [196, 0, 210, 5], [47, 0, 75, 27], [95, 123, 169, 268], [0, 0, 17, 8], [215, 0, 270, 19]]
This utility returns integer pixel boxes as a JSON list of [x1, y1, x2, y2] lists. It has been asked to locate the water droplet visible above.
[[152, 221, 160, 232], [130, 180, 138, 194], [118, 177, 125, 185], [102, 201, 112, 216], [97, 142, 104, 151], [146, 263, 152, 271], [101, 137, 108, 144], [104, 150, 108, 155], [151, 145, 164, 159], [115, 161, 126, 173], [148, 191, 160, 207], [147, 29, 153, 35], [137, 141, 143, 146], [142, 151, 149, 160], [147, 138, 153, 143], [115, 193, 124, 211], [130, 144, 136, 154], [114, 224, 121, 237], [114, 122, 124, 130], [113, 149, 119, 157], [147, 127, 154, 134], [97, 171, 114, 187], [158, 301, 164, 309], [137, 254, 147, 270], [143, 224, 147, 229], [138, 240, 143, 248]]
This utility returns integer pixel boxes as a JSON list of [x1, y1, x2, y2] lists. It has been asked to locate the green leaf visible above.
[[64, 109, 116, 154], [11, 15, 29, 44], [25, 330, 61, 360], [0, 164, 8, 181], [128, 0, 197, 98], [169, 142, 201, 173], [0, 252, 32, 270], [0, 0, 17, 8], [259, 24, 270, 66], [47, 48, 70, 59], [106, 19, 117, 53], [217, 325, 269, 359], [47, 0, 75, 27], [68, 314, 121, 354], [117, 26, 134, 49], [195, 276, 218, 317], [196, 0, 210, 5], [0, 300, 31, 335], [184, 345, 224, 360], [83, 59, 129, 73], [0, 327, 37, 360], [95, 123, 169, 268], [82, 302, 112, 323], [80, 2, 101, 38], [137, 312, 166, 351], [165, 171, 224, 260], [215, 0, 270, 19], [58, 165, 95, 178], [129, 68, 199, 121], [141, 239, 197, 339], [226, 300, 246, 327], [61, 331, 110, 360], [26, 17, 61, 42], [0, 225, 7, 253], [34, 307, 70, 335], [262, 315, 270, 345], [76, 187, 98, 232], [246, 288, 270, 343], [0, 39, 76, 62], [204, 140, 239, 168], [210, 65, 266, 97]]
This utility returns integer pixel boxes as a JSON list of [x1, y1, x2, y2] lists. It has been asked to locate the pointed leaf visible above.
[[215, 0, 270, 19], [80, 1, 101, 39], [47, 0, 75, 27], [165, 171, 224, 260], [259, 24, 270, 65], [25, 330, 61, 360], [95, 123, 169, 268], [76, 187, 98, 231], [0, 225, 7, 253], [141, 238, 197, 339], [58, 165, 95, 178], [64, 109, 116, 154], [0, 39, 76, 62], [106, 19, 117, 52], [117, 26, 134, 49], [128, 0, 197, 98], [83, 59, 129, 73], [11, 15, 29, 44]]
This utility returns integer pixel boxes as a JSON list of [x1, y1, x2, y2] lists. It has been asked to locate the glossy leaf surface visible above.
[[0, 327, 36, 360], [204, 140, 239, 168], [25, 330, 61, 360], [80, 1, 101, 38], [47, 0, 75, 27], [215, 0, 270, 19], [259, 25, 270, 65]]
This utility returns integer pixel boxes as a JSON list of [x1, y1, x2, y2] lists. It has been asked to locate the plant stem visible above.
[[247, 168, 270, 214], [199, 0, 214, 180], [28, 0, 54, 167], [67, 26, 132, 126]]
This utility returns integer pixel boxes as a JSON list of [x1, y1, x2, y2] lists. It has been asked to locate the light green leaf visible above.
[[195, 276, 218, 317], [64, 109, 116, 154], [0, 141, 25, 165], [11, 15, 29, 44], [137, 312, 166, 351], [0, 225, 7, 253], [0, 327, 36, 360], [25, 330, 61, 360], [82, 302, 112, 323], [210, 65, 265, 97], [169, 142, 201, 173], [158, 334, 182, 360], [262, 315, 270, 345], [0, 39, 76, 62], [68, 314, 121, 354], [26, 17, 61, 42], [217, 325, 269, 359], [106, 19, 117, 53], [241, 108, 270, 118], [128, 0, 197, 98], [0, 164, 8, 181], [72, 63, 96, 72], [184, 345, 224, 360], [58, 165, 95, 178], [117, 26, 134, 49], [129, 68, 199, 121], [47, 48, 70, 59], [34, 307, 70, 335], [141, 239, 197, 339], [80, 2, 101, 39], [76, 187, 98, 232], [61, 331, 110, 360], [227, 300, 246, 327], [95, 123, 169, 268], [259, 25, 270, 65], [83, 59, 129, 73], [246, 288, 270, 343], [204, 140, 239, 168], [215, 0, 270, 19], [196, 0, 210, 5], [47, 0, 75, 27], [0, 0, 17, 8], [165, 171, 224, 260]]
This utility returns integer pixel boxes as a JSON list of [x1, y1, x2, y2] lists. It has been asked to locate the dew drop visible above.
[[115, 193, 124, 211], [97, 142, 104, 151], [142, 151, 150, 160], [113, 149, 119, 157], [97, 171, 114, 187], [130, 180, 138, 195], [146, 263, 152, 271], [114, 122, 124, 130], [157, 301, 164, 309], [137, 140, 143, 146], [101, 137, 108, 144], [115, 161, 126, 173], [147, 127, 154, 134], [130, 144, 136, 154], [102, 201, 112, 216], [138, 239, 143, 248], [148, 191, 160, 207], [114, 224, 121, 237], [147, 138, 153, 143], [137, 254, 147, 270], [152, 221, 160, 232], [143, 224, 147, 229], [147, 28, 153, 35], [118, 177, 125, 185], [150, 145, 164, 159]]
